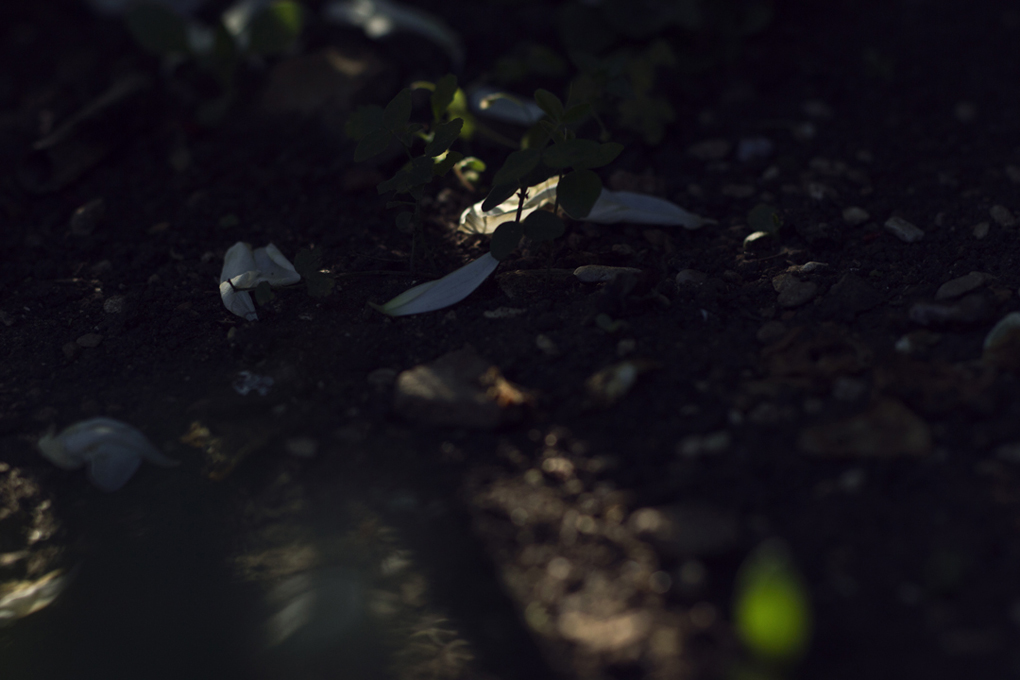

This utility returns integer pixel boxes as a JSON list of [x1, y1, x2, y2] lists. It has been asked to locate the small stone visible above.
[[935, 272, 992, 300], [954, 101, 977, 123], [62, 342, 79, 360], [1006, 165, 1020, 185], [884, 216, 924, 242], [756, 321, 787, 344], [803, 100, 833, 118], [482, 307, 526, 319], [791, 121, 816, 141], [103, 295, 126, 314], [908, 294, 991, 326], [772, 274, 818, 308], [675, 270, 707, 286], [535, 334, 560, 357], [394, 349, 530, 429], [284, 437, 318, 458], [69, 198, 105, 236], [75, 333, 103, 348], [799, 399, 931, 457], [573, 265, 642, 283], [990, 205, 1016, 227], [842, 206, 870, 225], [973, 222, 990, 239], [687, 139, 731, 161], [736, 136, 773, 162]]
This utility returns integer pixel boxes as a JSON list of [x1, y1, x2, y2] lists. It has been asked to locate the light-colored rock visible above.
[[573, 265, 642, 283], [842, 206, 870, 225], [772, 274, 818, 308], [908, 294, 990, 326], [394, 349, 530, 429], [990, 205, 1016, 227], [75, 333, 103, 348], [935, 272, 992, 300], [675, 269, 707, 286], [973, 221, 990, 239], [102, 295, 126, 314], [884, 216, 924, 243]]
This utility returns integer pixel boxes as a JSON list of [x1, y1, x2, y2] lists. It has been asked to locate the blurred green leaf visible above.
[[481, 182, 519, 212], [424, 119, 464, 157], [491, 148, 542, 187], [125, 1, 190, 55], [431, 74, 458, 120], [346, 105, 384, 140], [558, 169, 602, 219], [544, 139, 622, 170], [561, 102, 591, 125], [433, 149, 463, 176], [522, 210, 565, 243], [377, 156, 434, 194], [490, 221, 524, 261], [618, 95, 674, 145], [734, 540, 812, 664], [247, 1, 303, 56], [353, 129, 391, 162], [534, 89, 565, 121], [383, 89, 412, 130]]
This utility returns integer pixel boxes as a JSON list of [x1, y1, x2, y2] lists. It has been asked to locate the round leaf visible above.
[[353, 129, 391, 162], [490, 221, 524, 261], [558, 169, 602, 219], [247, 1, 303, 56], [522, 210, 565, 243], [424, 118, 464, 157], [431, 74, 458, 120], [534, 89, 564, 121], [491, 148, 542, 187], [481, 183, 520, 212], [383, 89, 412, 131]]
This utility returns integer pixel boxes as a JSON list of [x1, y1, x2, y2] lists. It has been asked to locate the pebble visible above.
[[75, 333, 103, 348], [687, 139, 731, 161], [756, 320, 787, 344], [69, 198, 105, 236], [284, 437, 318, 458], [772, 274, 818, 308], [973, 221, 990, 239], [990, 205, 1016, 227], [573, 265, 642, 283], [842, 206, 870, 225], [799, 398, 931, 457], [62, 342, 79, 360], [935, 272, 992, 300], [736, 136, 773, 162], [884, 216, 924, 242], [483, 307, 526, 319], [675, 269, 707, 286], [908, 294, 990, 326], [1006, 165, 1020, 184], [103, 295, 126, 314], [393, 349, 529, 429]]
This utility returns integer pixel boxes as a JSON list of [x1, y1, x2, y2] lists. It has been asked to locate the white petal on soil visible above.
[[254, 244, 301, 286], [458, 179, 557, 235], [323, 0, 463, 68], [587, 190, 714, 228], [220, 280, 258, 321], [36, 417, 179, 492], [984, 312, 1020, 350], [469, 86, 545, 126], [221, 242, 258, 283], [458, 178, 713, 233], [374, 253, 499, 316]]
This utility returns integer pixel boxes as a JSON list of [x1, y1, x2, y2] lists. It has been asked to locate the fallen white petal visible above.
[[469, 86, 545, 126], [458, 178, 713, 233], [254, 244, 301, 286], [219, 242, 301, 320], [374, 253, 499, 316], [37, 417, 179, 491], [219, 280, 258, 321], [324, 0, 463, 68], [221, 242, 258, 282], [587, 190, 714, 228]]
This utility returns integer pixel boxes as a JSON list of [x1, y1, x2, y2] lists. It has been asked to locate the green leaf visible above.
[[353, 129, 391, 162], [125, 1, 190, 55], [734, 540, 812, 663], [431, 74, 458, 120], [346, 105, 384, 140], [424, 119, 464, 157], [433, 149, 463, 176], [247, 1, 303, 56], [544, 139, 622, 170], [490, 221, 524, 261], [561, 102, 591, 125], [481, 183, 520, 212], [491, 148, 542, 187], [748, 203, 782, 235], [377, 156, 434, 194], [558, 169, 602, 219], [383, 89, 412, 131], [522, 210, 565, 243], [534, 89, 564, 121]]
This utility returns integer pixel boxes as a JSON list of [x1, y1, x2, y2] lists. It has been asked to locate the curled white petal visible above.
[[469, 87, 545, 126], [324, 0, 463, 69], [458, 178, 713, 233], [219, 280, 259, 321], [36, 418, 178, 492], [221, 242, 259, 283], [254, 244, 301, 287], [373, 254, 499, 316]]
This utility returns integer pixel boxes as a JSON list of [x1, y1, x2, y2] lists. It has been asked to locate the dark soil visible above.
[[3, 1, 1020, 679]]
